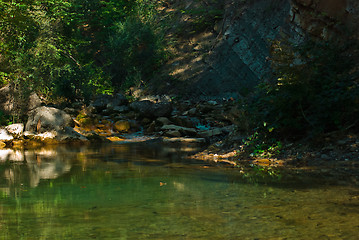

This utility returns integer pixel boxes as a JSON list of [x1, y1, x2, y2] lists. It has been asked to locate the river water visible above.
[[0, 142, 359, 239]]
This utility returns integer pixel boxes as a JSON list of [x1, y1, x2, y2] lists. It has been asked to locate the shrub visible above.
[[106, 17, 166, 91], [247, 37, 359, 138]]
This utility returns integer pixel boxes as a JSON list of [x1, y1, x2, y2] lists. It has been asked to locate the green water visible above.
[[0, 143, 359, 240]]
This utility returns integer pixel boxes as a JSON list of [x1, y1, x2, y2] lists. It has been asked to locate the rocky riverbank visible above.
[[2, 92, 359, 186], [0, 93, 239, 149]]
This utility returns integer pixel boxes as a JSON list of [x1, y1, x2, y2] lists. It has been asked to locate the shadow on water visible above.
[[0, 142, 359, 239]]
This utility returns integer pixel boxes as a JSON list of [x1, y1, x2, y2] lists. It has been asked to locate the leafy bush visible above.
[[242, 130, 282, 157], [245, 37, 359, 139], [0, 110, 12, 126], [0, 0, 163, 103], [106, 17, 166, 90]]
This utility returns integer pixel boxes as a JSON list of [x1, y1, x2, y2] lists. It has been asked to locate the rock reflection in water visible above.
[[0, 149, 24, 162], [0, 140, 201, 194], [0, 147, 74, 194], [0, 144, 359, 239]]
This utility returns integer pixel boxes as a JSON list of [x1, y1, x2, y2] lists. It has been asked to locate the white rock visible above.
[[0, 129, 14, 141], [5, 123, 24, 137]]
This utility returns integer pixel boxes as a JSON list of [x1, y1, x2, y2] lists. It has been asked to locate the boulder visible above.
[[130, 100, 153, 116], [101, 108, 115, 115], [56, 127, 88, 141], [92, 94, 113, 111], [0, 129, 14, 141], [171, 116, 198, 128], [5, 123, 24, 137], [156, 117, 171, 126], [130, 100, 172, 118], [161, 124, 197, 136], [63, 107, 78, 115], [24, 127, 88, 142], [113, 105, 130, 113], [184, 108, 197, 116], [165, 130, 182, 137], [85, 104, 97, 114], [71, 101, 84, 110], [207, 100, 218, 106], [0, 85, 42, 115], [26, 106, 74, 133], [24, 130, 57, 140], [109, 93, 128, 107], [114, 120, 131, 132], [152, 102, 172, 117], [139, 94, 172, 103], [146, 121, 156, 133], [28, 92, 42, 111], [92, 93, 128, 112], [198, 128, 224, 138], [0, 84, 14, 114]]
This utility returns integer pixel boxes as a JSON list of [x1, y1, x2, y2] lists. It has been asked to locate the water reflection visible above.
[[0, 142, 204, 194], [0, 143, 358, 239], [0, 149, 24, 162]]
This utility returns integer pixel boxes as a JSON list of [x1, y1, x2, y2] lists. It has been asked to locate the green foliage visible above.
[[0, 0, 165, 102], [242, 130, 282, 157], [248, 38, 359, 138], [0, 110, 12, 126], [106, 17, 166, 90], [176, 1, 224, 35]]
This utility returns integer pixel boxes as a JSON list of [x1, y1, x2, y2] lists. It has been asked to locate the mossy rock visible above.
[[78, 117, 94, 127], [114, 120, 131, 132], [76, 112, 88, 121]]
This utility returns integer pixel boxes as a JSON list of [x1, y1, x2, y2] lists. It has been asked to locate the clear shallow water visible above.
[[0, 143, 359, 240]]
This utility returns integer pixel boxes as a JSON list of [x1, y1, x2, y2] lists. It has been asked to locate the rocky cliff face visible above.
[[156, 0, 358, 99], [191, 0, 292, 98], [290, 0, 359, 39]]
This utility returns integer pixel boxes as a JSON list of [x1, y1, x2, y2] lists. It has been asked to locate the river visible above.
[[0, 142, 358, 239]]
